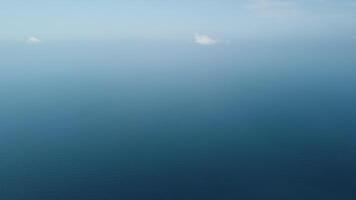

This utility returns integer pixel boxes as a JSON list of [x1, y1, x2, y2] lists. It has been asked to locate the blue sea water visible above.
[[0, 40, 356, 199]]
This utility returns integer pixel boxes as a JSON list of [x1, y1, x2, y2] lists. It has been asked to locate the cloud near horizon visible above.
[[194, 34, 219, 45], [26, 36, 41, 44]]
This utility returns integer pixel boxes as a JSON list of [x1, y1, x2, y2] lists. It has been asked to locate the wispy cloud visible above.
[[246, 0, 300, 17], [26, 36, 41, 44], [194, 34, 219, 45]]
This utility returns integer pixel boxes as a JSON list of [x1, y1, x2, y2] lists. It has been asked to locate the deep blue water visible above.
[[1, 40, 356, 199]]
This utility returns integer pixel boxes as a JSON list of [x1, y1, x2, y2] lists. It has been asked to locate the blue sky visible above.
[[1, 0, 356, 43]]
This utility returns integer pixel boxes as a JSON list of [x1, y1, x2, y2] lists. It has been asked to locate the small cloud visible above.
[[194, 34, 219, 45], [26, 36, 41, 44]]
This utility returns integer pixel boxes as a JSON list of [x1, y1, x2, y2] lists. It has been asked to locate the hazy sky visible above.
[[1, 0, 356, 42]]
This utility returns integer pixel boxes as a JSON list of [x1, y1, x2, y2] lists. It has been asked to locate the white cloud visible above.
[[194, 34, 219, 45], [26, 36, 41, 44]]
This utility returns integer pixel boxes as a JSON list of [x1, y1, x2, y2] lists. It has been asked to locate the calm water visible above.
[[1, 40, 356, 199]]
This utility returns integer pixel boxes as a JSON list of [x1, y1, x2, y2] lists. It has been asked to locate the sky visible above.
[[1, 1, 356, 199], [1, 0, 356, 43]]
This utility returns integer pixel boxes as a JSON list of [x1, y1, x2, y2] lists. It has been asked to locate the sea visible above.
[[0, 39, 356, 199]]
